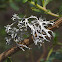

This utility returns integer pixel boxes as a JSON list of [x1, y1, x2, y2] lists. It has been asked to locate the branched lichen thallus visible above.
[[5, 14, 55, 51]]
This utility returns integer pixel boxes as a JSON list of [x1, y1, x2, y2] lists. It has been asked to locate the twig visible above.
[[46, 48, 53, 61], [37, 43, 47, 62], [29, 1, 60, 18], [0, 36, 33, 62], [0, 17, 62, 62], [57, 42, 62, 45], [29, 50, 35, 62], [48, 17, 62, 30]]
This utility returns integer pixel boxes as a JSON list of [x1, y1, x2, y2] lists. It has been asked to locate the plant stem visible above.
[[29, 1, 60, 18], [37, 43, 47, 62], [57, 42, 62, 45], [46, 48, 53, 61]]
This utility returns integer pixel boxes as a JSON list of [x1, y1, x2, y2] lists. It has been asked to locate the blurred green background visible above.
[[0, 0, 62, 62]]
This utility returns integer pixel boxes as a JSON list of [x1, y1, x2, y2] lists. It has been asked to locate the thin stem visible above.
[[29, 50, 34, 62], [57, 42, 62, 45], [29, 1, 60, 18], [46, 48, 53, 61], [37, 43, 47, 62]]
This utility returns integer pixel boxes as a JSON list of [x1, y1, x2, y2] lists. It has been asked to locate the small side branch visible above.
[[29, 1, 60, 18]]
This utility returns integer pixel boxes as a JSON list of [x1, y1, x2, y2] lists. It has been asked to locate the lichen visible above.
[[5, 14, 54, 51]]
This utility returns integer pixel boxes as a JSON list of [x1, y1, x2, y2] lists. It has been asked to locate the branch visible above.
[[46, 48, 53, 61], [29, 1, 60, 18], [0, 36, 33, 62], [0, 17, 62, 62], [48, 17, 62, 30], [37, 43, 47, 62]]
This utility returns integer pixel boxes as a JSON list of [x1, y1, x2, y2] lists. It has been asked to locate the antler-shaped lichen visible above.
[[5, 14, 54, 51]]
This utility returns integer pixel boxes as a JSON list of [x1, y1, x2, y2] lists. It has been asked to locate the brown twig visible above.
[[48, 17, 62, 30], [0, 17, 62, 62], [29, 50, 35, 62], [37, 43, 47, 62], [0, 36, 33, 62]]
